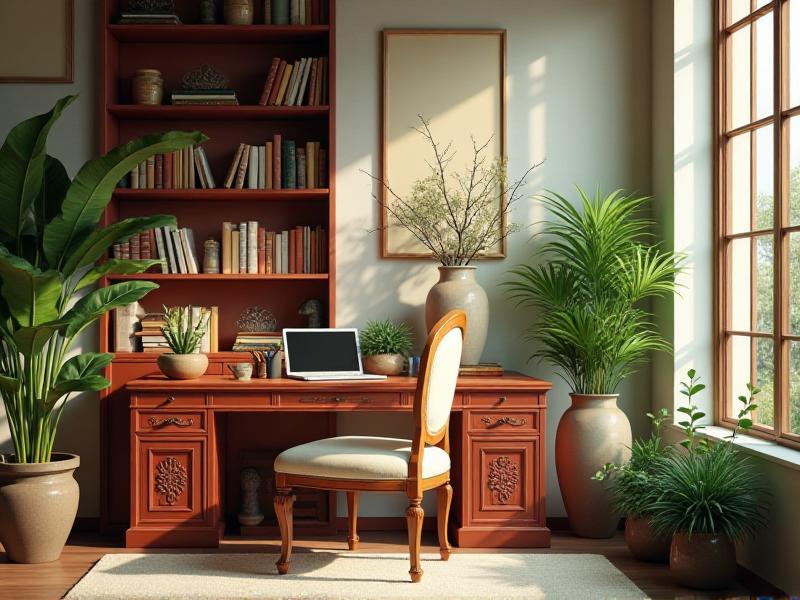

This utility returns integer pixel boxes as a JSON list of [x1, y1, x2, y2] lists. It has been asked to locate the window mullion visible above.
[[773, 0, 786, 438]]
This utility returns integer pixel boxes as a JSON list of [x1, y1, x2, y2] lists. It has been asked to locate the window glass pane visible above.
[[790, 232, 800, 335], [731, 25, 752, 130], [789, 342, 800, 435], [730, 235, 774, 332], [791, 0, 800, 108], [729, 0, 751, 25], [754, 338, 775, 427], [755, 13, 774, 120], [730, 132, 751, 235], [791, 117, 800, 225], [755, 125, 774, 230], [730, 335, 775, 428]]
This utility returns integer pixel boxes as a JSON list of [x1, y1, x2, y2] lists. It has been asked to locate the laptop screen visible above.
[[284, 330, 362, 373]]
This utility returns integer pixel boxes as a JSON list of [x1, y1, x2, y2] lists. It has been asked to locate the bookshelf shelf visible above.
[[113, 189, 329, 201], [107, 273, 329, 281], [107, 105, 329, 120], [108, 24, 329, 43]]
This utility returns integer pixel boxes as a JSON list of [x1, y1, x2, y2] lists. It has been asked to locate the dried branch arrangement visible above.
[[366, 115, 540, 266]]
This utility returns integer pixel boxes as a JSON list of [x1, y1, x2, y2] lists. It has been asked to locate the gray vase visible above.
[[425, 266, 488, 365]]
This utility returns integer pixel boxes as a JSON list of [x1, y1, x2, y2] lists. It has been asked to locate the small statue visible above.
[[299, 299, 324, 328], [203, 238, 220, 274], [237, 467, 264, 526], [199, 0, 218, 23]]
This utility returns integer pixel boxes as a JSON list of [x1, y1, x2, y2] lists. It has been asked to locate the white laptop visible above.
[[282, 328, 388, 381]]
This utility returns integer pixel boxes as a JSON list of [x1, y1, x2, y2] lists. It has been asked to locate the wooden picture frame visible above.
[[0, 0, 73, 83], [380, 29, 507, 259]]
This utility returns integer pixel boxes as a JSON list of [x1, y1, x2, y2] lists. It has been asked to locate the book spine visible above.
[[171, 228, 187, 273], [267, 60, 287, 106], [221, 222, 233, 274], [281, 230, 289, 274], [265, 142, 273, 189], [310, 228, 316, 273], [286, 58, 305, 106], [247, 220, 258, 274], [296, 148, 307, 189], [282, 140, 296, 189], [154, 155, 162, 189], [257, 146, 265, 189], [130, 232, 140, 260], [140, 160, 149, 189], [231, 228, 240, 273], [187, 146, 195, 189], [274, 232, 282, 274], [258, 56, 281, 105], [247, 145, 258, 189], [161, 226, 175, 273], [239, 221, 248, 273], [235, 144, 251, 189], [154, 228, 167, 273], [193, 148, 208, 189], [304, 225, 310, 274], [163, 152, 173, 189], [184, 228, 200, 274], [210, 306, 219, 353], [257, 226, 266, 274], [265, 231, 274, 274], [307, 58, 318, 108], [288, 228, 296, 274], [272, 0, 289, 24], [272, 134, 282, 188], [130, 165, 139, 189], [224, 143, 245, 188], [295, 56, 312, 106], [198, 146, 215, 188], [275, 62, 293, 105], [175, 150, 182, 188], [290, 0, 300, 24], [140, 231, 151, 260]]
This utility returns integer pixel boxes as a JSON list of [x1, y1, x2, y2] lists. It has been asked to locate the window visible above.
[[716, 0, 800, 447]]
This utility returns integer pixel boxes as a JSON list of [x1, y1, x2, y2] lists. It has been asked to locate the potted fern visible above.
[[504, 187, 683, 538], [158, 306, 211, 379], [0, 95, 203, 562], [359, 319, 413, 376]]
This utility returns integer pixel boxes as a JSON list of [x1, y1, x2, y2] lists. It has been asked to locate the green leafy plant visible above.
[[649, 375, 768, 540], [677, 369, 709, 452], [359, 319, 413, 357], [504, 188, 683, 394], [0, 95, 204, 463], [161, 306, 210, 354]]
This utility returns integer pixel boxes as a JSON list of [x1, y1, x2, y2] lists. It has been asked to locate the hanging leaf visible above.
[[75, 258, 162, 291], [0, 249, 63, 327], [63, 280, 158, 339]]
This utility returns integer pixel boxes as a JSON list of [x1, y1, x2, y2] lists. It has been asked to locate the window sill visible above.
[[665, 424, 800, 472]]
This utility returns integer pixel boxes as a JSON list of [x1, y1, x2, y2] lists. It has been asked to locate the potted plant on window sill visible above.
[[366, 116, 539, 365], [504, 188, 684, 538], [157, 305, 210, 380], [0, 95, 204, 563], [359, 319, 413, 376]]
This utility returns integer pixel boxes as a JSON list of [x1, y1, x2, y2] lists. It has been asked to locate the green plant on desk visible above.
[[360, 319, 413, 357], [162, 305, 210, 354]]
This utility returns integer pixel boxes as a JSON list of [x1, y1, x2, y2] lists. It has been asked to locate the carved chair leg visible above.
[[436, 482, 453, 560], [406, 497, 424, 583], [346, 491, 359, 551], [274, 487, 294, 575]]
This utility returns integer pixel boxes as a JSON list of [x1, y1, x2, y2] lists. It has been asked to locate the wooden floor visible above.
[[0, 529, 759, 600]]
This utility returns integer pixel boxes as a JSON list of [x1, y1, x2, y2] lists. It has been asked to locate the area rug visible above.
[[65, 551, 647, 600]]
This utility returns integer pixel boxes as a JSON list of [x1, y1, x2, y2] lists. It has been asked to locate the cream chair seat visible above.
[[274, 436, 451, 480]]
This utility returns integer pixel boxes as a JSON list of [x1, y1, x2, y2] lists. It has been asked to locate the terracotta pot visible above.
[[131, 69, 163, 105], [555, 393, 631, 538], [0, 453, 80, 563], [157, 353, 209, 380], [224, 0, 253, 24], [670, 532, 737, 590], [425, 266, 488, 365], [625, 516, 671, 562], [363, 353, 405, 376]]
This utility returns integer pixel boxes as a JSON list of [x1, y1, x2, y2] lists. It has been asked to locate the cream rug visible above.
[[65, 551, 647, 600]]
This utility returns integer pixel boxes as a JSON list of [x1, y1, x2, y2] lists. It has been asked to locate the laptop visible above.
[[282, 328, 388, 381]]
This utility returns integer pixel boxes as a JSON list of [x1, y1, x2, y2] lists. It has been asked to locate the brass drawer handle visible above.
[[148, 416, 194, 428], [298, 396, 370, 404], [480, 416, 527, 427], [164, 395, 176, 404]]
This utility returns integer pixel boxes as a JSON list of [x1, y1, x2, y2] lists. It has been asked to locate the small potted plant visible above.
[[649, 370, 768, 590], [359, 319, 413, 376], [157, 306, 210, 380], [594, 408, 673, 562]]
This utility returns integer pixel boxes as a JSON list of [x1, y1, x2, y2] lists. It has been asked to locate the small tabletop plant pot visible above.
[[0, 453, 80, 563], [158, 353, 209, 380], [363, 353, 405, 376], [625, 516, 671, 563], [670, 532, 736, 590]]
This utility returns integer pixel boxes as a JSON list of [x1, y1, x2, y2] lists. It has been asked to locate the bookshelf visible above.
[[99, 0, 336, 532]]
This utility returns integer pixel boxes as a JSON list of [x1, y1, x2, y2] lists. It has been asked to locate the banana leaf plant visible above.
[[0, 95, 206, 463]]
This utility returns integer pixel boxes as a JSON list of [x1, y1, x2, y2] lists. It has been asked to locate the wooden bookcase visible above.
[[98, 0, 337, 532]]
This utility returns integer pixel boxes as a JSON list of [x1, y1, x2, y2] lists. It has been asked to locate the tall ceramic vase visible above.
[[555, 394, 631, 538], [425, 266, 488, 365]]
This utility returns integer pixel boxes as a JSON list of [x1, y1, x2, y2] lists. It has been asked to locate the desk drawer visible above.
[[135, 393, 206, 408], [279, 392, 401, 408], [468, 410, 539, 434], [137, 411, 206, 434], [469, 393, 539, 408]]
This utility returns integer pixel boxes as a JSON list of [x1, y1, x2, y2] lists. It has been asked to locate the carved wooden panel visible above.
[[138, 439, 205, 523], [470, 438, 539, 524]]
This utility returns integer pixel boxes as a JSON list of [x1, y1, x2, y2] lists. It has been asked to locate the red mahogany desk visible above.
[[125, 373, 551, 548]]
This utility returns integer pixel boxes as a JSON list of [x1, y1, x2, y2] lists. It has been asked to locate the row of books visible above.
[[221, 222, 327, 275], [232, 332, 282, 352], [112, 227, 201, 274], [171, 89, 239, 106], [124, 146, 215, 189], [258, 56, 328, 106], [136, 309, 219, 353], [223, 138, 326, 189], [266, 0, 329, 25]]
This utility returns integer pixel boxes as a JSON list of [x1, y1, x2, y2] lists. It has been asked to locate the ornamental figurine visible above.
[[299, 298, 324, 328]]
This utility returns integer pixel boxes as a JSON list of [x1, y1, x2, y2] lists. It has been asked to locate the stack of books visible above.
[[266, 0, 329, 25], [257, 56, 328, 106], [221, 221, 327, 275], [170, 89, 239, 106], [124, 145, 215, 190], [232, 332, 282, 352], [223, 138, 326, 190], [112, 226, 201, 274], [136, 308, 219, 353], [118, 12, 181, 24]]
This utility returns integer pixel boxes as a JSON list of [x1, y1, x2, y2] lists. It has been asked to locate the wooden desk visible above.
[[126, 373, 551, 548]]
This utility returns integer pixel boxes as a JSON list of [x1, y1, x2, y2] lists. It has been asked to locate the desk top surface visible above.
[[126, 371, 552, 392]]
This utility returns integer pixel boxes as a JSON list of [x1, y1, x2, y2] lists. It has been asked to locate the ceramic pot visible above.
[[555, 393, 631, 538], [0, 453, 80, 563], [363, 353, 405, 376], [224, 0, 253, 24], [425, 266, 488, 365], [625, 516, 671, 562], [131, 69, 163, 105], [670, 532, 736, 590], [157, 353, 209, 380]]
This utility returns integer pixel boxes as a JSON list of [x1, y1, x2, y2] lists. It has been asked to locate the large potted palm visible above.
[[505, 188, 682, 537], [0, 95, 204, 563]]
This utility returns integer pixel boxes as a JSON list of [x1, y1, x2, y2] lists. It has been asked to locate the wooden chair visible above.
[[272, 309, 467, 583]]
